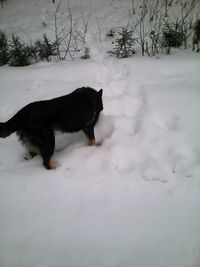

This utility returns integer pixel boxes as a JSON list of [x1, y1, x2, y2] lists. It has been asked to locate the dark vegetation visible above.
[[0, 0, 199, 66]]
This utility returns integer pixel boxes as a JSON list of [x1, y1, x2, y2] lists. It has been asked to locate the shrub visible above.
[[193, 19, 200, 39], [108, 28, 135, 58], [27, 43, 39, 63], [192, 19, 200, 52], [9, 34, 30, 66], [162, 21, 185, 54], [35, 33, 57, 61], [0, 30, 9, 65]]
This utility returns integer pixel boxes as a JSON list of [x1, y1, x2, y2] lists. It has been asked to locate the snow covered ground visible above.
[[1, 1, 200, 267]]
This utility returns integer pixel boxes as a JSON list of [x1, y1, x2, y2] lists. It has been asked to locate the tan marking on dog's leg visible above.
[[49, 159, 57, 170], [89, 139, 96, 146]]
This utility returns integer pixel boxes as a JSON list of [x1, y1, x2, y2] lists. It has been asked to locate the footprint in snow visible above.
[[172, 155, 198, 178], [151, 113, 180, 131], [143, 167, 169, 183], [109, 61, 129, 80], [106, 79, 128, 97], [104, 95, 144, 118], [27, 80, 45, 91], [97, 60, 128, 89]]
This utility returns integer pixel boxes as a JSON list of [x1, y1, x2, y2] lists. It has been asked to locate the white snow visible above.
[[1, 1, 200, 267]]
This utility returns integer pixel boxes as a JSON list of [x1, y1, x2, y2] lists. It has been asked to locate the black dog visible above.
[[0, 87, 103, 169]]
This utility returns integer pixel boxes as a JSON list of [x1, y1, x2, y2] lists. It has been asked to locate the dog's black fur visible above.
[[0, 87, 103, 169]]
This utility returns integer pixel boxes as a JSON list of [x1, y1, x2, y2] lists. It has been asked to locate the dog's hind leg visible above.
[[19, 127, 56, 169], [24, 151, 37, 161], [39, 130, 56, 170], [83, 127, 96, 146]]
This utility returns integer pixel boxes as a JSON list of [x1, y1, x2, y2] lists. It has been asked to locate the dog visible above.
[[0, 87, 103, 169]]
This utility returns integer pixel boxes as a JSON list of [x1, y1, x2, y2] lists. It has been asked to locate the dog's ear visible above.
[[98, 89, 103, 97]]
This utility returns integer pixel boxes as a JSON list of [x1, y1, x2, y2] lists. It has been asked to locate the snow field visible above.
[[1, 52, 200, 267], [1, 0, 200, 266]]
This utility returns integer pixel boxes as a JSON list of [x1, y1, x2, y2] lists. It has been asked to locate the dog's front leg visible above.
[[83, 127, 96, 146]]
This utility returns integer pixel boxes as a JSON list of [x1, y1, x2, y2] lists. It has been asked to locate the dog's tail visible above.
[[0, 112, 21, 138]]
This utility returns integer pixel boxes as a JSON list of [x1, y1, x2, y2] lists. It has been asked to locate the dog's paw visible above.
[[89, 139, 96, 146], [89, 139, 102, 146], [95, 141, 102, 147], [49, 160, 59, 170]]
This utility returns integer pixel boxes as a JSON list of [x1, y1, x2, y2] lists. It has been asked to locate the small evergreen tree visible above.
[[108, 28, 135, 58], [9, 34, 30, 66], [0, 30, 9, 65], [35, 33, 57, 61], [27, 42, 39, 63]]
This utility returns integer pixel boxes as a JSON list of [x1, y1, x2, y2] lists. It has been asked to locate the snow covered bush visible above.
[[9, 34, 30, 66], [26, 43, 39, 63], [108, 28, 136, 58], [35, 33, 57, 61], [162, 21, 185, 54], [0, 30, 9, 65], [192, 19, 200, 52]]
